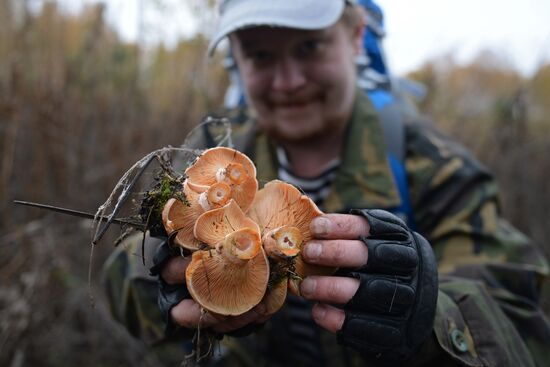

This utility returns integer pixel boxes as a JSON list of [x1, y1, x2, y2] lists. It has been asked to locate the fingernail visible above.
[[300, 277, 317, 297], [305, 242, 322, 260], [313, 303, 326, 320], [311, 217, 330, 236]]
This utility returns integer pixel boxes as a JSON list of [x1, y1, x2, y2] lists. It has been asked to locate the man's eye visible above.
[[246, 50, 272, 64], [299, 40, 323, 56]]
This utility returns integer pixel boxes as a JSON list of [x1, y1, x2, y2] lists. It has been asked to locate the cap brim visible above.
[[208, 0, 346, 56]]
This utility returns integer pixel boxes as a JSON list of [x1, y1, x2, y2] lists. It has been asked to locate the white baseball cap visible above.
[[208, 0, 351, 55]]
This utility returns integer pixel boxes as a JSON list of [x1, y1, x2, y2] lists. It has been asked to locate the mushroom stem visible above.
[[207, 182, 232, 207], [216, 227, 262, 265], [215, 167, 227, 183], [225, 163, 248, 184], [262, 226, 302, 259], [198, 182, 232, 211], [215, 163, 249, 185]]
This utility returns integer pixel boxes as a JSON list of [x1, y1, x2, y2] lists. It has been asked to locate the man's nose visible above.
[[271, 57, 306, 92]]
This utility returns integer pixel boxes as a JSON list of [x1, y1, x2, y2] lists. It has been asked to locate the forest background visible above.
[[1, 1, 550, 366]]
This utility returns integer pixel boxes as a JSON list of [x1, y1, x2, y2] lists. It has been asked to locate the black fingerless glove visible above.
[[149, 240, 193, 338], [336, 209, 438, 365]]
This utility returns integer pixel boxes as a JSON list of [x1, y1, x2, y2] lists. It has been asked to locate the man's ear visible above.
[[351, 8, 366, 56]]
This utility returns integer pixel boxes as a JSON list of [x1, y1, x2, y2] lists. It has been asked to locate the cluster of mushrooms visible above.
[[161, 147, 334, 317]]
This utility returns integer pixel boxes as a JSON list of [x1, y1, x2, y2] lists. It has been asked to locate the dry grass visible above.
[[1, 2, 225, 366]]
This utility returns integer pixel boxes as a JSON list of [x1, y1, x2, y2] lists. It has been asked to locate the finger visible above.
[[300, 276, 360, 304], [312, 303, 345, 333], [212, 303, 267, 333], [255, 313, 272, 324], [302, 239, 368, 267], [310, 214, 370, 240], [170, 299, 222, 329], [161, 256, 191, 285]]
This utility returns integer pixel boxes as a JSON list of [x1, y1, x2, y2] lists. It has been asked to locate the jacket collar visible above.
[[252, 91, 401, 213]]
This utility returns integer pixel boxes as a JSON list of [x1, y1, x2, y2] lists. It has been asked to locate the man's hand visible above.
[[300, 209, 438, 364], [159, 256, 271, 334], [299, 214, 370, 331]]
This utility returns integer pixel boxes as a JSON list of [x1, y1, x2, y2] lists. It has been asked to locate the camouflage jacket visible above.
[[102, 92, 550, 366]]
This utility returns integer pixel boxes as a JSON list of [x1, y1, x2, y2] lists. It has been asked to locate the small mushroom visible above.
[[262, 225, 301, 259], [185, 147, 258, 211], [197, 181, 232, 211], [185, 228, 269, 316]]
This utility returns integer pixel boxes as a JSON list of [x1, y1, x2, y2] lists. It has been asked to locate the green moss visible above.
[[267, 256, 299, 290], [140, 169, 187, 237]]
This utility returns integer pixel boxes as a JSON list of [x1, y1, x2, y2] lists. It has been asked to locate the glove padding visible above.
[[150, 240, 193, 338], [336, 209, 438, 365]]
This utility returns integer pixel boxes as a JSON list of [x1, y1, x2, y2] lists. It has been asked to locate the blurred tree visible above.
[[1, 3, 226, 364], [529, 63, 550, 126]]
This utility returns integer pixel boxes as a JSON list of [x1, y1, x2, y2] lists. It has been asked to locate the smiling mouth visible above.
[[274, 97, 317, 108], [270, 92, 321, 109], [277, 101, 309, 108]]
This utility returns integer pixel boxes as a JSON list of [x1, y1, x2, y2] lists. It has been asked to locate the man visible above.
[[103, 1, 550, 365]]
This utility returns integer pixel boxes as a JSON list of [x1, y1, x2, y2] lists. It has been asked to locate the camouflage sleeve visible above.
[[101, 234, 165, 344], [101, 234, 190, 364], [405, 120, 550, 365]]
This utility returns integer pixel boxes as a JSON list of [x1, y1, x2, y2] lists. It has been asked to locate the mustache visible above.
[[269, 91, 320, 106]]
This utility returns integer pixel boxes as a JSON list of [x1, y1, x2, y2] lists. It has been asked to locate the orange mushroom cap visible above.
[[261, 278, 288, 316], [194, 199, 260, 247], [161, 182, 205, 250], [248, 180, 336, 292], [185, 147, 258, 211], [287, 276, 301, 296], [185, 247, 270, 316], [248, 180, 322, 239]]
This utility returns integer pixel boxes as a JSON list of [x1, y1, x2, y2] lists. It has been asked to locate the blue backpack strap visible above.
[[367, 89, 404, 160], [387, 154, 416, 230], [367, 90, 416, 230]]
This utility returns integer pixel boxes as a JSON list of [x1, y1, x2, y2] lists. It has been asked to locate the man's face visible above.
[[231, 20, 361, 143]]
